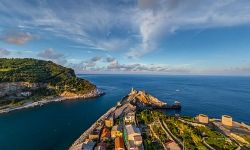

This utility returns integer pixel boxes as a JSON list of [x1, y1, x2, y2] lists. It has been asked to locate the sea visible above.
[[0, 74, 250, 150]]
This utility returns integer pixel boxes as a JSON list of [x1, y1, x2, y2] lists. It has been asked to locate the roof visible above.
[[115, 137, 125, 149], [125, 125, 140, 135], [128, 140, 138, 149], [96, 142, 107, 149], [199, 114, 208, 117], [133, 135, 142, 142], [101, 127, 110, 139], [112, 125, 122, 132], [222, 115, 232, 119], [165, 141, 180, 149], [82, 141, 96, 150]]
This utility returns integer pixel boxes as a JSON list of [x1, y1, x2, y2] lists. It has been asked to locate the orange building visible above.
[[100, 127, 111, 141], [197, 114, 209, 124], [115, 137, 125, 150], [222, 115, 233, 127]]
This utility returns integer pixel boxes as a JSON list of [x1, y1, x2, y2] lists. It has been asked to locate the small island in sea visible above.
[[70, 89, 250, 150], [0, 58, 103, 113]]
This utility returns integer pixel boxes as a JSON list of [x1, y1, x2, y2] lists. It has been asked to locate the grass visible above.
[[0, 68, 12, 72], [197, 126, 238, 150], [164, 116, 238, 150]]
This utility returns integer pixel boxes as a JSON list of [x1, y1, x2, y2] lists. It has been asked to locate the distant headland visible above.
[[70, 89, 250, 150], [0, 58, 104, 113]]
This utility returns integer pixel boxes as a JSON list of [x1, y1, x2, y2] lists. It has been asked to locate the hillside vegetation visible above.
[[0, 58, 96, 107]]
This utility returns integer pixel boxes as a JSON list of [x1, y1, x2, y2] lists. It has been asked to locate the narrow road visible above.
[[161, 120, 184, 149], [149, 124, 168, 150]]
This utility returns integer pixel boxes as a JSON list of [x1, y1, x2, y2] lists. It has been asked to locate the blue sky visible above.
[[0, 0, 250, 75]]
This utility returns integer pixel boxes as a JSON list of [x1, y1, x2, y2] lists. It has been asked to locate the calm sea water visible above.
[[0, 75, 250, 150]]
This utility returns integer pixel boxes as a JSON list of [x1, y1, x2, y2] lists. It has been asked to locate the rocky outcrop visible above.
[[60, 91, 80, 97], [128, 88, 167, 107], [60, 89, 104, 99]]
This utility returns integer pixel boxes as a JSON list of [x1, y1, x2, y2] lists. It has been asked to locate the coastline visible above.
[[70, 106, 116, 149], [69, 89, 250, 150], [0, 88, 104, 114]]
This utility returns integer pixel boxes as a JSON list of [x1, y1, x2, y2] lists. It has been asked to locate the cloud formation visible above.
[[37, 48, 67, 65], [0, 31, 33, 45], [74, 56, 190, 74], [83, 56, 102, 68], [1, 0, 250, 57], [0, 48, 10, 57]]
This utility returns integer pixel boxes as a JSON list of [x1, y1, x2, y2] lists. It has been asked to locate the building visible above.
[[95, 142, 107, 150], [105, 114, 114, 127], [124, 125, 143, 149], [82, 141, 96, 150], [100, 127, 111, 141], [111, 125, 123, 138], [197, 114, 209, 124], [124, 112, 136, 124], [115, 137, 125, 150], [133, 135, 143, 146], [165, 140, 181, 150], [89, 130, 100, 140], [20, 91, 32, 97], [127, 141, 139, 150], [89, 126, 102, 140], [70, 141, 96, 150], [222, 115, 233, 126]]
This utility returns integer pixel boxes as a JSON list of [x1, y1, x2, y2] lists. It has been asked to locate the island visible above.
[[0, 58, 103, 113], [70, 89, 250, 150]]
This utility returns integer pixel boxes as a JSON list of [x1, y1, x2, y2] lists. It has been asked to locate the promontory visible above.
[[0, 58, 103, 113]]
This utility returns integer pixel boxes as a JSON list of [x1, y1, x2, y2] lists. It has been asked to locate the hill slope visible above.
[[0, 58, 97, 107]]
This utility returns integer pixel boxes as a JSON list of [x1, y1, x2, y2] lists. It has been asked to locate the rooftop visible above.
[[125, 125, 141, 135], [115, 137, 125, 149], [199, 114, 208, 117], [222, 115, 232, 119], [112, 125, 122, 131]]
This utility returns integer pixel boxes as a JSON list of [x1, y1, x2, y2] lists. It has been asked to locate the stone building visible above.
[[222, 115, 233, 126], [197, 114, 209, 124]]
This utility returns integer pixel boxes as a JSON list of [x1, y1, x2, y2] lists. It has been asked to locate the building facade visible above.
[[197, 114, 209, 124], [222, 115, 233, 126]]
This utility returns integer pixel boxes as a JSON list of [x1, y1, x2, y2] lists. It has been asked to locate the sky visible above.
[[0, 0, 250, 75]]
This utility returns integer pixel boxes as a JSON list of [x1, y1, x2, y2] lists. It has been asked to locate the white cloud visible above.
[[128, 0, 250, 57], [0, 48, 11, 57], [73, 56, 191, 73], [1, 0, 250, 57], [37, 48, 67, 65]]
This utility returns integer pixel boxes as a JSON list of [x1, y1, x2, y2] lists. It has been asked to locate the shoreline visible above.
[[0, 89, 104, 114], [70, 106, 116, 149]]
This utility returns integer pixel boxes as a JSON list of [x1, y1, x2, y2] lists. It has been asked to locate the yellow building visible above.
[[105, 119, 114, 127], [222, 115, 233, 126], [105, 115, 114, 128], [111, 125, 123, 138], [197, 114, 209, 124]]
